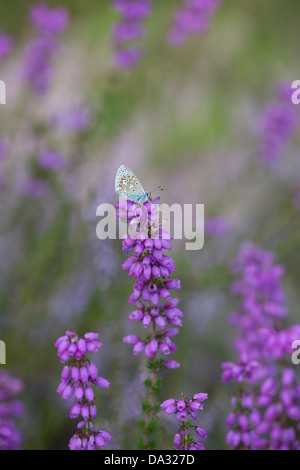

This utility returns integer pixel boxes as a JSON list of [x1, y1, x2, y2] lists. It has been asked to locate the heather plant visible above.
[[0, 30, 13, 62], [256, 82, 298, 168], [21, 2, 69, 95], [111, 0, 222, 68], [111, 0, 153, 68], [55, 331, 112, 450], [222, 243, 300, 450], [0, 371, 24, 450], [161, 393, 208, 450], [117, 197, 182, 448], [168, 0, 222, 46]]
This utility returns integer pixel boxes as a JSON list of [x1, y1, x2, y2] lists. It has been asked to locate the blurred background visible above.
[[0, 0, 299, 449]]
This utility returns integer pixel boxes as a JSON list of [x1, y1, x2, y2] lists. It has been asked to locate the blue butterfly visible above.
[[115, 165, 162, 204]]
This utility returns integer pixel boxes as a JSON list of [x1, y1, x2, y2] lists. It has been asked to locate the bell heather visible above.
[[55, 331, 112, 450], [37, 149, 66, 170], [21, 2, 69, 95], [168, 0, 222, 46], [117, 197, 182, 447], [0, 31, 13, 62], [256, 82, 298, 167], [161, 393, 208, 450], [222, 243, 300, 449], [205, 216, 229, 237], [52, 107, 91, 133], [111, 0, 153, 68], [0, 371, 24, 450]]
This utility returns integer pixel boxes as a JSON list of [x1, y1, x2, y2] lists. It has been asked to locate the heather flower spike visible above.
[[118, 197, 182, 365], [256, 82, 298, 167], [0, 30, 13, 62], [223, 243, 300, 450], [111, 0, 153, 68], [117, 196, 182, 447], [168, 0, 222, 46], [161, 393, 208, 450], [0, 371, 24, 450], [55, 331, 112, 450], [21, 3, 69, 95]]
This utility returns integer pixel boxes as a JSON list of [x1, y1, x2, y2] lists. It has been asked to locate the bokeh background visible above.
[[0, 0, 300, 450]]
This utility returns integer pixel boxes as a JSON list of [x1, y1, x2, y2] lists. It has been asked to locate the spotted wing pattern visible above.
[[115, 165, 147, 202]]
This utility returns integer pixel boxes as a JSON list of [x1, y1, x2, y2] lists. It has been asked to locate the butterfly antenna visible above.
[[150, 186, 163, 192]]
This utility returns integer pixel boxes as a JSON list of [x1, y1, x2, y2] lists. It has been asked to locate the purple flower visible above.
[[160, 398, 176, 409], [21, 3, 69, 95], [205, 216, 229, 237], [118, 199, 182, 367], [165, 360, 180, 369], [0, 371, 24, 450], [52, 107, 90, 132], [112, 0, 152, 20], [118, 196, 183, 446], [168, 0, 221, 46], [37, 149, 66, 170], [113, 21, 146, 45], [229, 242, 288, 361], [111, 0, 152, 68], [113, 47, 143, 69], [21, 34, 58, 94], [223, 242, 300, 450], [55, 331, 111, 450], [0, 31, 13, 62], [29, 2, 69, 33], [23, 178, 48, 199], [256, 82, 298, 167], [161, 393, 208, 450]]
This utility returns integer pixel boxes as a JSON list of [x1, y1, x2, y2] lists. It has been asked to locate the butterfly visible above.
[[115, 165, 162, 204]]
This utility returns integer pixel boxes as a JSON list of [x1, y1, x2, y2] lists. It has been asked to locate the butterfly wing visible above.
[[115, 165, 146, 202]]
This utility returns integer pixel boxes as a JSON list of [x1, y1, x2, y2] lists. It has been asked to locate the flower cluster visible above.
[[55, 331, 112, 450], [229, 242, 288, 362], [0, 371, 24, 450], [256, 82, 298, 167], [117, 197, 182, 447], [21, 2, 69, 95], [205, 216, 229, 237], [118, 198, 182, 368], [223, 243, 300, 449], [23, 178, 48, 199], [168, 0, 222, 46], [0, 31, 13, 62], [52, 107, 91, 133], [37, 149, 66, 171], [223, 362, 300, 450], [161, 393, 208, 450], [111, 0, 153, 68], [23, 148, 66, 199]]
